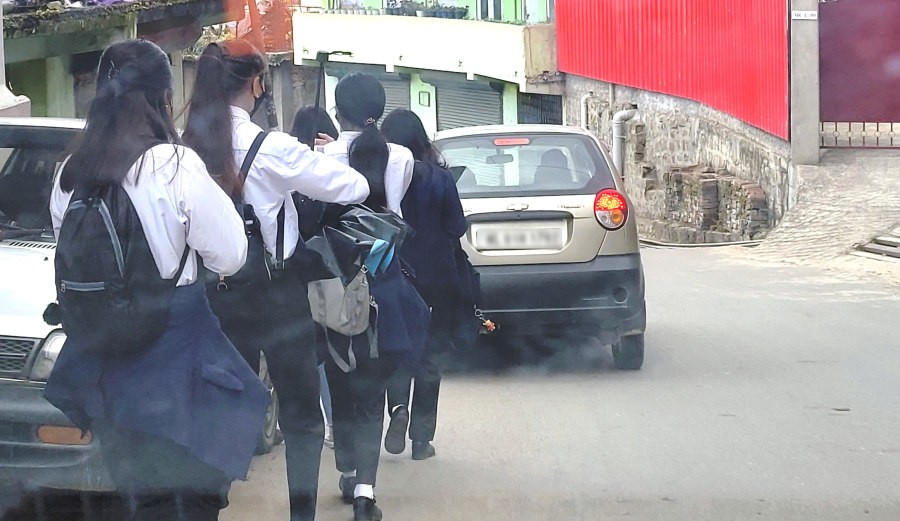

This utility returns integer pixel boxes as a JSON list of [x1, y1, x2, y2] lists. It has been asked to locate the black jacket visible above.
[[400, 161, 468, 294]]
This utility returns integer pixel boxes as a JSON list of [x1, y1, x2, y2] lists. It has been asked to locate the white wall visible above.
[[294, 13, 528, 88]]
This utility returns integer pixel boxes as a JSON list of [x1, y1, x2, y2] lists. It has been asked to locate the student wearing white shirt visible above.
[[182, 40, 370, 521], [45, 39, 267, 521], [319, 72, 416, 521]]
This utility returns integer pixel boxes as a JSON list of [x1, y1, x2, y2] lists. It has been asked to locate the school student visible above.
[[289, 104, 341, 449], [318, 72, 415, 521], [381, 109, 469, 460], [291, 105, 339, 149], [45, 39, 267, 521], [182, 40, 369, 521]]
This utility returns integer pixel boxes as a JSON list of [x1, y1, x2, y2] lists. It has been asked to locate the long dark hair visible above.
[[182, 40, 266, 197], [335, 73, 389, 209], [381, 108, 445, 167], [61, 39, 179, 192], [290, 105, 339, 149]]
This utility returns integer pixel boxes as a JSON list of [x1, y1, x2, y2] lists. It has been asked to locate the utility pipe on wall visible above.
[[612, 109, 638, 179], [580, 91, 594, 131]]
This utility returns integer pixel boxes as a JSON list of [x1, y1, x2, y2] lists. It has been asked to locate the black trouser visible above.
[[93, 420, 229, 521], [386, 287, 453, 442], [325, 337, 399, 486], [226, 273, 324, 521]]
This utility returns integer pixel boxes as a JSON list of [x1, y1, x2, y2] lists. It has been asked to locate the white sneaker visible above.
[[324, 424, 334, 449]]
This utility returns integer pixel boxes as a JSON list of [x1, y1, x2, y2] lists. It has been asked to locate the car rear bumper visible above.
[[477, 253, 646, 343], [0, 381, 112, 492]]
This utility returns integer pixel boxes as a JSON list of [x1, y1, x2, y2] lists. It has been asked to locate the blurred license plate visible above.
[[475, 226, 565, 250]]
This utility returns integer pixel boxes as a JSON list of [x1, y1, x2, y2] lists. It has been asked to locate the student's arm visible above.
[[260, 132, 369, 205]]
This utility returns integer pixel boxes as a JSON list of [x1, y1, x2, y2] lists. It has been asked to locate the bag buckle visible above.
[[216, 276, 228, 292]]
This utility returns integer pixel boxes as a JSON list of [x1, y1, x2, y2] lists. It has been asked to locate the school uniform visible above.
[[319, 133, 415, 490], [46, 144, 268, 521], [228, 107, 369, 521], [387, 161, 468, 444]]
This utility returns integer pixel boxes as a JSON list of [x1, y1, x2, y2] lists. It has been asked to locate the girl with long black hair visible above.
[[381, 108, 468, 461], [46, 39, 267, 521], [318, 72, 416, 521], [182, 40, 369, 521]]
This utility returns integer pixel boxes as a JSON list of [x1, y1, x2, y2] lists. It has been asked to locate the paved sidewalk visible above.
[[737, 149, 900, 284]]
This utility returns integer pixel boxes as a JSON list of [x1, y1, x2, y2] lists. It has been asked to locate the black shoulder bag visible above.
[[205, 132, 271, 325]]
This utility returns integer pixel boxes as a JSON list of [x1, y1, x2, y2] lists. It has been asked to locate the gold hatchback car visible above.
[[434, 125, 646, 369]]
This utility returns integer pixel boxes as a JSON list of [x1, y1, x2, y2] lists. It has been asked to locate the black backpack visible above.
[[55, 182, 189, 356]]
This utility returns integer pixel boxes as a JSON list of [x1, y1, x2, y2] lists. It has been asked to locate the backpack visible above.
[[55, 181, 189, 356]]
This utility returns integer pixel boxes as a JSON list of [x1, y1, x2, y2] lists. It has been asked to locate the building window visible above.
[[518, 93, 563, 125]]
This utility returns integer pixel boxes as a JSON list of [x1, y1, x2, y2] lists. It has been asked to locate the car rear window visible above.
[[434, 133, 615, 198]]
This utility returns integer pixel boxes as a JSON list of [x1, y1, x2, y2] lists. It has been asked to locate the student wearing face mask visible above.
[[182, 40, 370, 521]]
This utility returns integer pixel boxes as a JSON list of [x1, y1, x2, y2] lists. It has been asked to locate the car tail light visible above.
[[37, 425, 92, 445], [594, 189, 628, 230]]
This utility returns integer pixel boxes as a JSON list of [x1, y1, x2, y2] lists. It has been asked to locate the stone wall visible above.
[[652, 166, 770, 243], [564, 76, 793, 243]]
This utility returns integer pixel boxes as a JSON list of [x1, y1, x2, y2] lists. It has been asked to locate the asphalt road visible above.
[[6, 246, 899, 520], [220, 246, 900, 521]]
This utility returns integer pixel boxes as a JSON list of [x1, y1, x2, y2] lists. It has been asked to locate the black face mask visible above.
[[250, 73, 278, 129], [250, 90, 270, 118]]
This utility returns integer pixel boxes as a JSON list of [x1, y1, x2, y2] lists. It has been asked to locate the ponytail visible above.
[[335, 72, 390, 210], [183, 41, 266, 197], [349, 123, 389, 210]]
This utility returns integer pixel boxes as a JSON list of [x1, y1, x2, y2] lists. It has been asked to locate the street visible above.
[[221, 245, 900, 521]]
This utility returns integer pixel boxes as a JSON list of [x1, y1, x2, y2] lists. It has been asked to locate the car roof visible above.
[[0, 117, 85, 130], [434, 124, 594, 141]]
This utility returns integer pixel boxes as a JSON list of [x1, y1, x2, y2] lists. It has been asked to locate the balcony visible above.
[[292, 11, 560, 94]]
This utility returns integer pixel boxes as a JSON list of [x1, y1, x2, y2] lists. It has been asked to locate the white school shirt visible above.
[[319, 131, 414, 215], [231, 107, 370, 259], [50, 144, 248, 287]]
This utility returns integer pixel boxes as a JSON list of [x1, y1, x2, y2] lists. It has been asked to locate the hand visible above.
[[314, 133, 336, 147]]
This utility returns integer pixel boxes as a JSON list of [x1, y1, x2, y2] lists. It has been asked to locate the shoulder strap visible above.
[[274, 202, 285, 270], [237, 131, 268, 208], [174, 245, 191, 285], [239, 132, 268, 184]]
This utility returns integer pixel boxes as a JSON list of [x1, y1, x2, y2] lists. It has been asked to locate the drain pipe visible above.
[[580, 91, 594, 130], [612, 109, 638, 178]]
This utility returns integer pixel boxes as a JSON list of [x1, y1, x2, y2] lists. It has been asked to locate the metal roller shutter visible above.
[[436, 84, 503, 131], [381, 79, 411, 124]]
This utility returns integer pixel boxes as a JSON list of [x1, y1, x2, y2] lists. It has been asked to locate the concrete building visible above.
[[292, 0, 561, 138], [2, 0, 239, 119]]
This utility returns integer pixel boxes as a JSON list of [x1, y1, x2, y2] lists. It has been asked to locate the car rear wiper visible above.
[[0, 228, 47, 241]]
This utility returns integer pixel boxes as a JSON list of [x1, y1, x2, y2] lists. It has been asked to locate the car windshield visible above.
[[0, 126, 74, 242], [436, 133, 615, 197]]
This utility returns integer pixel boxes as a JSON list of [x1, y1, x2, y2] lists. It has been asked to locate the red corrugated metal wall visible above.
[[556, 0, 789, 140]]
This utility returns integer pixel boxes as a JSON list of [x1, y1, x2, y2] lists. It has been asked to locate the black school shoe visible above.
[[411, 441, 436, 460], [339, 475, 356, 504], [353, 497, 383, 521], [384, 405, 409, 455]]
